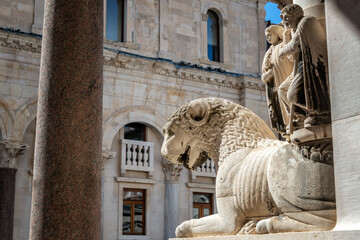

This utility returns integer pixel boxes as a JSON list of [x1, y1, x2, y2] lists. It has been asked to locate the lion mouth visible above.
[[177, 146, 209, 170], [177, 145, 191, 169]]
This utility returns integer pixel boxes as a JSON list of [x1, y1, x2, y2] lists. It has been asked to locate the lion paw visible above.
[[175, 220, 193, 238], [237, 220, 258, 235], [256, 218, 273, 234]]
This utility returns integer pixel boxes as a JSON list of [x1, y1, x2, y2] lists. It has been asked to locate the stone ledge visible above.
[[115, 177, 155, 184], [170, 230, 360, 240]]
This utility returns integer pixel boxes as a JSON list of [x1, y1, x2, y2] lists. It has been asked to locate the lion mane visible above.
[[166, 98, 276, 164]]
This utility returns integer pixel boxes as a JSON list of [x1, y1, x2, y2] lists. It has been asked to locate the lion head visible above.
[[161, 98, 242, 169], [161, 98, 276, 169]]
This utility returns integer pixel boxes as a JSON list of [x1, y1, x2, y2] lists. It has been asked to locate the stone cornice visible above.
[[0, 141, 28, 169], [0, 30, 41, 54], [0, 29, 265, 92], [104, 55, 266, 91]]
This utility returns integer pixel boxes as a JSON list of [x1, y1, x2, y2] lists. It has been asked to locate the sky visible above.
[[265, 2, 282, 24]]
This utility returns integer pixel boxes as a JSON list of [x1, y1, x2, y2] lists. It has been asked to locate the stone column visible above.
[[162, 158, 183, 239], [201, 13, 209, 61], [0, 141, 27, 240], [100, 151, 116, 240], [293, 0, 326, 32], [29, 0, 103, 239], [257, 0, 267, 75], [325, 0, 360, 232]]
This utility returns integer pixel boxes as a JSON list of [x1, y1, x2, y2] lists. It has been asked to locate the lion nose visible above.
[[161, 144, 169, 159]]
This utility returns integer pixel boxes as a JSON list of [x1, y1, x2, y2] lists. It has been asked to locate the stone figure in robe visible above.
[[262, 25, 294, 134], [278, 4, 330, 129]]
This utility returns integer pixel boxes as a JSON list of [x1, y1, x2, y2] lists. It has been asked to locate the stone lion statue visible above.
[[161, 98, 335, 237]]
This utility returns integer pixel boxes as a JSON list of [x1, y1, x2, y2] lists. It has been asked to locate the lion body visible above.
[[161, 98, 336, 237]]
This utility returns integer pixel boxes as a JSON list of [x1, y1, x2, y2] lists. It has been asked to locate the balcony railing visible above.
[[190, 158, 216, 181], [120, 139, 154, 177]]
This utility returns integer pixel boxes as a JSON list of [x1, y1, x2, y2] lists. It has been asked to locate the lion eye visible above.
[[167, 129, 174, 137]]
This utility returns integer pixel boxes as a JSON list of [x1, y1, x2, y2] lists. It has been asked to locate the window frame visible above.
[[105, 0, 126, 42], [200, 4, 229, 66], [207, 10, 221, 62], [192, 192, 213, 219], [122, 188, 146, 235]]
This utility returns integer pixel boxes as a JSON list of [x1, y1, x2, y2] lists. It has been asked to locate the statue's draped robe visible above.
[[262, 42, 293, 132], [282, 16, 330, 115]]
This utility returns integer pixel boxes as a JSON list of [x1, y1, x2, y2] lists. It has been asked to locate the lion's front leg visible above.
[[175, 196, 247, 237], [175, 215, 222, 237]]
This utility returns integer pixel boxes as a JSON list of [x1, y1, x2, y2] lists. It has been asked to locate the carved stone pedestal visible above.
[[290, 125, 333, 164], [170, 230, 360, 240]]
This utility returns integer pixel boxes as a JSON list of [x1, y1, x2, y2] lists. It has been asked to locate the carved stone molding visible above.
[[0, 141, 28, 169], [104, 56, 265, 91], [161, 158, 183, 182], [102, 151, 116, 170], [0, 31, 41, 54], [0, 30, 265, 92]]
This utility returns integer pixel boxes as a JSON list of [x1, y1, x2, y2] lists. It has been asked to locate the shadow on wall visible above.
[[335, 0, 360, 34]]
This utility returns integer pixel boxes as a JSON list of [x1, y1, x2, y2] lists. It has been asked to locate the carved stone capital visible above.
[[0, 141, 28, 169], [102, 151, 116, 170], [161, 158, 183, 182], [202, 13, 208, 21]]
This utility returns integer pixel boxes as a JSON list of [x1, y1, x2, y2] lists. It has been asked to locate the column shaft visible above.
[[30, 0, 103, 239], [165, 182, 180, 239], [0, 168, 17, 240]]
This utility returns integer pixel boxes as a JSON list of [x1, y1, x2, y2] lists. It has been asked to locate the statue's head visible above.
[[161, 99, 214, 170], [265, 25, 284, 45], [280, 4, 304, 30]]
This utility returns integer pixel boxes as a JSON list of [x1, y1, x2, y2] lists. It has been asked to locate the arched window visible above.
[[106, 0, 125, 42], [207, 10, 220, 62], [124, 122, 146, 141]]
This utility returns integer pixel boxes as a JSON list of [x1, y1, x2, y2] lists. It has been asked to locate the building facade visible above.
[[0, 0, 269, 240]]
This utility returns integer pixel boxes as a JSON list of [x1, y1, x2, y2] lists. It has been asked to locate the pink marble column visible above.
[[30, 0, 103, 239]]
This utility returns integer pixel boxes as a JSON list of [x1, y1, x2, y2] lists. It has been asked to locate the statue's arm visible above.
[[261, 69, 274, 84], [262, 48, 273, 73], [279, 32, 300, 57]]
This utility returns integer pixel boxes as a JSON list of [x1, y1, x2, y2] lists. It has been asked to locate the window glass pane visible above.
[[207, 10, 220, 62], [124, 123, 146, 141], [124, 190, 143, 201], [122, 204, 131, 233], [134, 204, 143, 233], [193, 193, 210, 203], [203, 208, 210, 217], [193, 207, 199, 219], [106, 0, 124, 42]]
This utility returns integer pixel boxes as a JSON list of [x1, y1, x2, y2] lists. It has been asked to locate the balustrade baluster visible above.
[[138, 146, 143, 166], [134, 145, 139, 166], [130, 144, 134, 165], [126, 144, 130, 165], [144, 147, 149, 166]]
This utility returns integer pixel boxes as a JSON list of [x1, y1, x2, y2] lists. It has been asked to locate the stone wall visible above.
[[0, 0, 269, 239]]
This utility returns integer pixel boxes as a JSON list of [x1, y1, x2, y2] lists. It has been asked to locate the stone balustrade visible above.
[[120, 139, 154, 177], [191, 158, 216, 181]]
